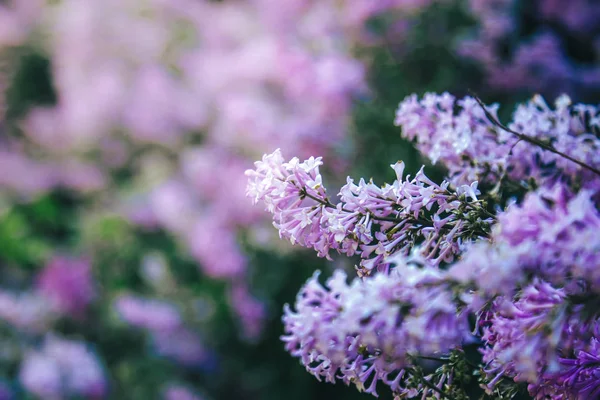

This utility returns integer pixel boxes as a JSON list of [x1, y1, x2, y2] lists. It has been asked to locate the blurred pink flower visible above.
[[187, 216, 246, 279], [0, 0, 41, 48], [19, 336, 107, 399], [163, 384, 204, 400], [152, 328, 206, 366], [0, 291, 55, 333], [115, 295, 182, 332], [37, 256, 96, 318], [228, 283, 266, 340]]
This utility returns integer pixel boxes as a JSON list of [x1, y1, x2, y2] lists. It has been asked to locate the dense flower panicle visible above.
[[551, 338, 600, 399], [282, 262, 469, 397], [395, 93, 600, 190], [479, 280, 600, 399], [19, 336, 107, 399], [14, 0, 600, 398], [479, 281, 569, 386], [247, 149, 491, 273], [527, 336, 600, 399], [450, 185, 600, 297]]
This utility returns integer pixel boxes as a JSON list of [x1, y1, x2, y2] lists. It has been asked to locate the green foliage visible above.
[[5, 51, 56, 121]]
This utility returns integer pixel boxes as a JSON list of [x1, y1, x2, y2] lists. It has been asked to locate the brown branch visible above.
[[471, 95, 600, 177]]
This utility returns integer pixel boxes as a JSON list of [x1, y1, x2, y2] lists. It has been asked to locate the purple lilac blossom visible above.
[[246, 148, 490, 273], [479, 280, 600, 399], [395, 93, 600, 190], [442, 183, 600, 396], [479, 280, 568, 387], [282, 261, 469, 397], [36, 256, 96, 318], [449, 185, 600, 297], [539, 337, 600, 399], [19, 336, 107, 399], [248, 92, 600, 398]]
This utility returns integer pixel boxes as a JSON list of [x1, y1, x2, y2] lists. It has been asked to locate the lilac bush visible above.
[[3, 0, 598, 398], [395, 93, 600, 189], [249, 94, 600, 399]]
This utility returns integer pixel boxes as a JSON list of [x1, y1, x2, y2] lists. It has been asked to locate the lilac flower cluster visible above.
[[246, 149, 491, 274], [451, 185, 600, 297], [249, 94, 600, 399], [282, 263, 469, 397], [477, 280, 600, 398], [395, 92, 600, 190]]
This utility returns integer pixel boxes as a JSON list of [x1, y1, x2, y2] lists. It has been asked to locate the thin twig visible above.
[[408, 367, 454, 400], [415, 355, 449, 363], [300, 189, 336, 209], [303, 188, 491, 226], [471, 95, 600, 177]]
